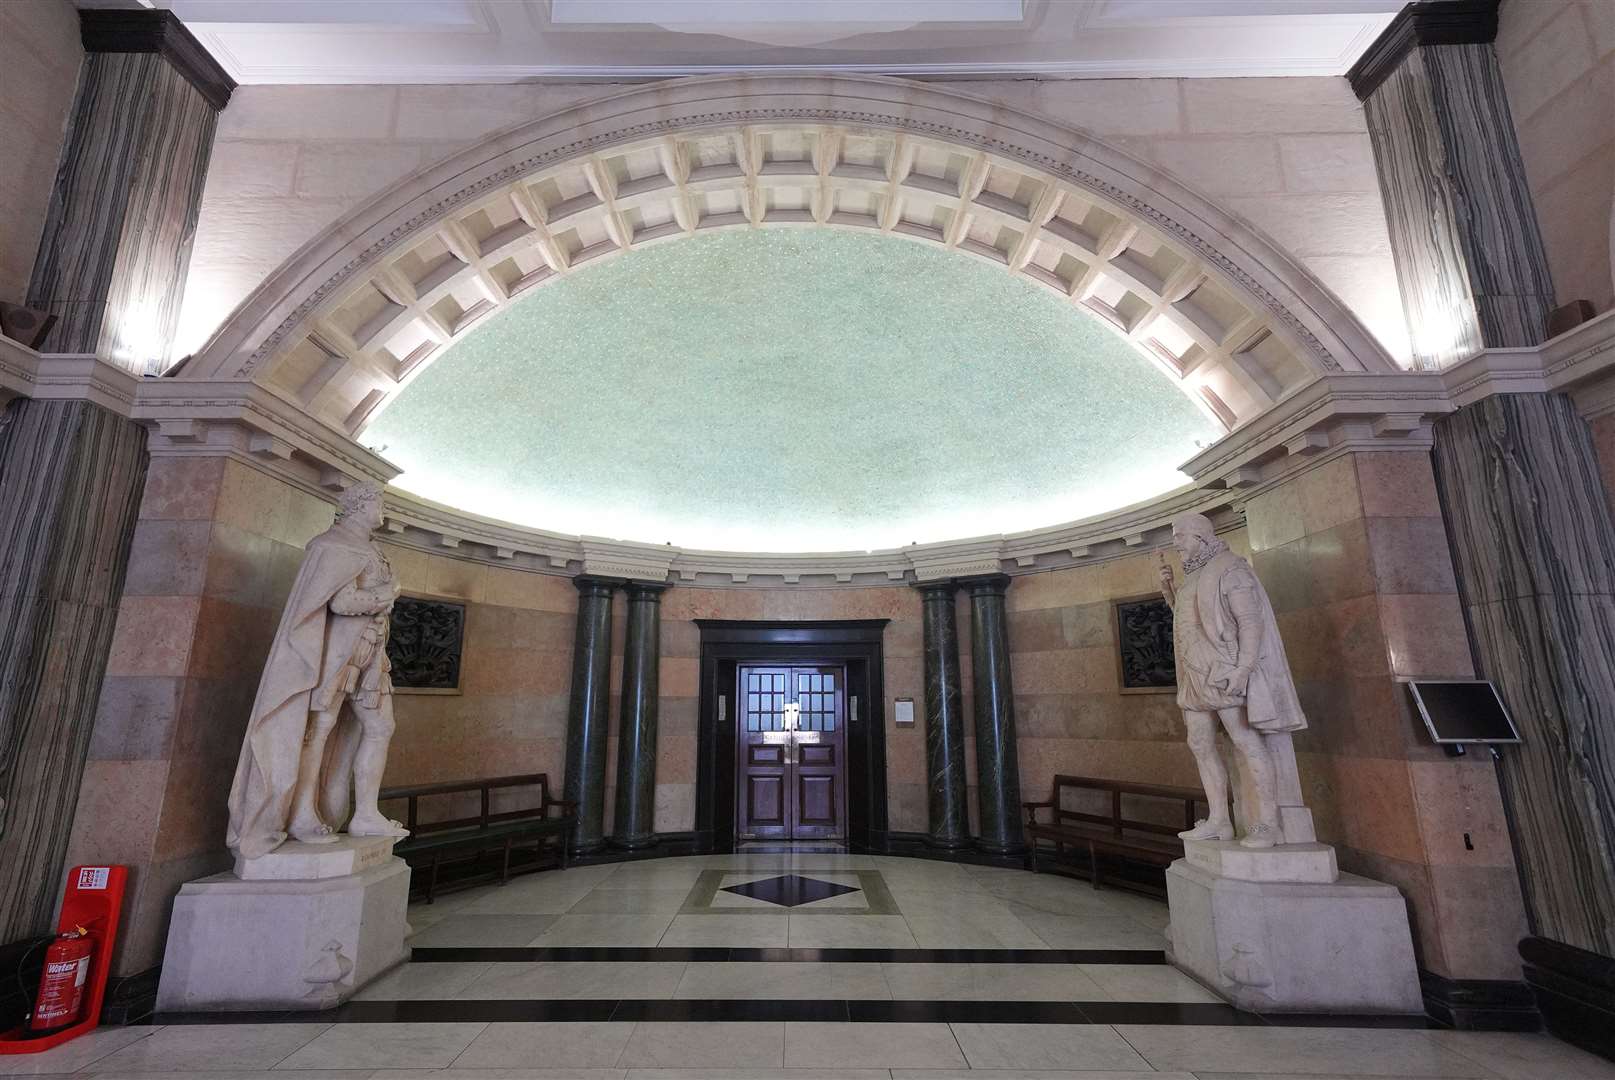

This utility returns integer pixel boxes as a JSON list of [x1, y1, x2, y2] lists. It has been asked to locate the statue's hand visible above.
[[1156, 555, 1175, 595], [1214, 666, 1253, 696]]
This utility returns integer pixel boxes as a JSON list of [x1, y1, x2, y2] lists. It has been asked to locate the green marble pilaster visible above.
[[918, 582, 969, 848], [966, 575, 1024, 855], [0, 399, 148, 942], [563, 577, 617, 854], [613, 582, 665, 850]]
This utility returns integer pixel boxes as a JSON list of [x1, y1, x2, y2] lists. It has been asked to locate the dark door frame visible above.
[[694, 619, 889, 853]]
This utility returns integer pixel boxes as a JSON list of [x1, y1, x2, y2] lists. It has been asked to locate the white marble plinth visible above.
[[1184, 838, 1338, 883], [234, 835, 398, 880], [157, 856, 411, 1012], [1166, 857, 1422, 1014]]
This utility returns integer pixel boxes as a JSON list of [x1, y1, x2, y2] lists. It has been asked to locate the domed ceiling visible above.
[[362, 230, 1220, 553]]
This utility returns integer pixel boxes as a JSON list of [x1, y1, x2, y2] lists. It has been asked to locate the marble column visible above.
[[1433, 394, 1615, 957], [563, 577, 617, 854], [0, 398, 147, 943], [613, 583, 665, 850], [966, 576, 1024, 855], [27, 12, 232, 371], [918, 582, 969, 848], [1351, 2, 1555, 368]]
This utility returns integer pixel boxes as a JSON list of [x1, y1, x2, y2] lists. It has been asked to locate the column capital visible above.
[[80, 10, 236, 111], [624, 581, 670, 602], [573, 575, 622, 599], [914, 581, 959, 600], [959, 574, 1013, 598], [1346, 0, 1499, 100]]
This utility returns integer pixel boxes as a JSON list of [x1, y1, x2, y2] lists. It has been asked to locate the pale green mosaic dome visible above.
[[364, 229, 1219, 552]]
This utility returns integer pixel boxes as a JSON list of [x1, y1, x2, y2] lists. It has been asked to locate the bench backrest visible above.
[[379, 773, 558, 835], [1045, 774, 1208, 840]]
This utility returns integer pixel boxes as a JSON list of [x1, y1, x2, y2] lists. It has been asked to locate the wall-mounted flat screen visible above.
[[1407, 680, 1521, 744]]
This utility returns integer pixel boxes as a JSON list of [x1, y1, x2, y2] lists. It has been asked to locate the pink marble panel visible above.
[[661, 656, 700, 698], [661, 617, 700, 658], [481, 565, 580, 613], [186, 596, 278, 681], [655, 783, 695, 831], [425, 551, 485, 602], [1294, 454, 1364, 537], [89, 676, 183, 761], [105, 595, 201, 677], [123, 519, 211, 596], [1378, 592, 1476, 678], [1365, 516, 1460, 595], [888, 782, 928, 832], [1011, 646, 1117, 695], [465, 604, 575, 653], [459, 646, 572, 695], [659, 695, 697, 736], [1407, 759, 1518, 869], [138, 456, 223, 521], [1301, 753, 1425, 864], [885, 655, 922, 700], [1424, 863, 1529, 979], [1274, 593, 1389, 682], [212, 459, 294, 543], [656, 734, 697, 783], [1245, 478, 1306, 551], [886, 727, 926, 784], [63, 760, 168, 866], [660, 587, 765, 621], [1355, 450, 1444, 519], [200, 522, 289, 608]]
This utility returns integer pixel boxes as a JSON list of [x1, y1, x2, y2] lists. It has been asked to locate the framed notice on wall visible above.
[[386, 595, 466, 693], [1113, 594, 1176, 694]]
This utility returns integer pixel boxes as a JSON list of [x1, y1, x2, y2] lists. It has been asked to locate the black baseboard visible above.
[[101, 966, 162, 1026], [1418, 969, 1538, 1032], [1520, 936, 1615, 1061]]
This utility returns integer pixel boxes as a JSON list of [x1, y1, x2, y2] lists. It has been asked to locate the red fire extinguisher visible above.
[[29, 927, 93, 1033]]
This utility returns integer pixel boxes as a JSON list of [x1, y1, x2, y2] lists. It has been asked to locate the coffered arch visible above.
[[181, 74, 1396, 438]]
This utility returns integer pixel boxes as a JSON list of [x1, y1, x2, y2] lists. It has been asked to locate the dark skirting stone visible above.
[[1521, 936, 1615, 1061]]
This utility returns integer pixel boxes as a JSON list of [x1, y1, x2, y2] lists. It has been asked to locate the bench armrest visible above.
[[544, 797, 579, 819], [1023, 799, 1053, 825]]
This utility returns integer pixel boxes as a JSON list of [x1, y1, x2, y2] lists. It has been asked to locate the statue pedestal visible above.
[[157, 837, 410, 1012], [1166, 840, 1421, 1015]]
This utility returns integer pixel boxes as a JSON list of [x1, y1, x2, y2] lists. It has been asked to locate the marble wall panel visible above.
[[1244, 449, 1528, 980], [0, 0, 82, 302], [1496, 0, 1615, 314]]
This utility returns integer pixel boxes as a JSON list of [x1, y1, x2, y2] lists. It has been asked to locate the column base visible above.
[[974, 838, 1027, 857], [572, 839, 608, 856], [926, 833, 974, 851], [612, 834, 660, 851]]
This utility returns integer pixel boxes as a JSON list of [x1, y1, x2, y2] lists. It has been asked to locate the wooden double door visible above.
[[736, 664, 847, 840]]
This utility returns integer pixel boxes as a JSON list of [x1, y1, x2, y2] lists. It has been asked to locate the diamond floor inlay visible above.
[[719, 873, 862, 908]]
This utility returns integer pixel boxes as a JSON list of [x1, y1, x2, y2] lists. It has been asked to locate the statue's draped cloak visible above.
[[226, 534, 376, 858], [1174, 550, 1307, 733]]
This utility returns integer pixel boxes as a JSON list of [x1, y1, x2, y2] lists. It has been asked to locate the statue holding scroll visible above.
[[1157, 512, 1306, 850], [226, 483, 410, 859]]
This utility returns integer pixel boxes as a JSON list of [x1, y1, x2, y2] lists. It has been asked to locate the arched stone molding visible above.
[[179, 74, 1397, 443]]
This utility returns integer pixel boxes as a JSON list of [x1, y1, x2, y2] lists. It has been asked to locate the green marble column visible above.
[[563, 577, 617, 854], [918, 582, 969, 848], [966, 575, 1024, 855], [613, 582, 665, 850]]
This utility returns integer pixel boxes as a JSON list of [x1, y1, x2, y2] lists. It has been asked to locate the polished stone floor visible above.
[[4, 856, 1610, 1079]]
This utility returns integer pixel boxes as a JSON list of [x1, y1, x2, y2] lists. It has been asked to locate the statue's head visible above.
[[1170, 512, 1219, 562], [334, 482, 386, 533]]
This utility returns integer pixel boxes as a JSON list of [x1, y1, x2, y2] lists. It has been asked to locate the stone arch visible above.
[[179, 74, 1395, 441]]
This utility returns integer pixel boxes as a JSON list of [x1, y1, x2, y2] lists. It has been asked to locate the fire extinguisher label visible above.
[[76, 867, 110, 890], [73, 957, 89, 987]]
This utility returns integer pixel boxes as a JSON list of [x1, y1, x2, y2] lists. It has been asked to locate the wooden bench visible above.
[[1023, 775, 1211, 892], [381, 773, 576, 902]]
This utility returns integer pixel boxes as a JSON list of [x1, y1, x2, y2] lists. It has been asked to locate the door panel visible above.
[[736, 663, 846, 840]]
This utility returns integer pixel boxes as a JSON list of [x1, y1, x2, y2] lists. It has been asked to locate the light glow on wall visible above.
[[363, 230, 1219, 553]]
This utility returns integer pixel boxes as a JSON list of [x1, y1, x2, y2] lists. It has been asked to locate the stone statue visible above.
[[1156, 512, 1306, 850], [226, 482, 409, 859]]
